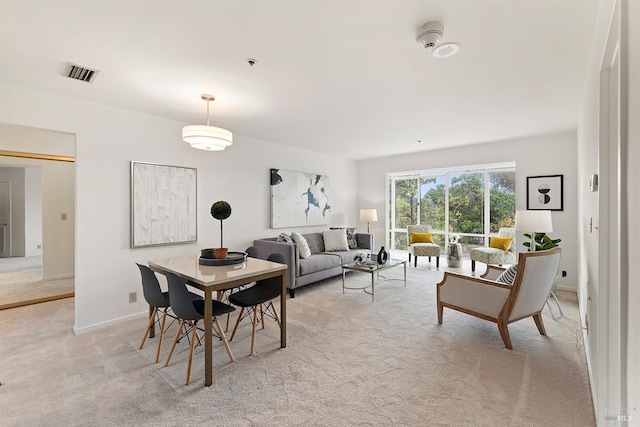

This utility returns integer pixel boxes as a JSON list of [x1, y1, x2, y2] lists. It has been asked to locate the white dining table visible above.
[[148, 254, 287, 386]]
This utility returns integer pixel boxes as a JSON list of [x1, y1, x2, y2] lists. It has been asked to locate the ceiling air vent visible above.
[[64, 63, 99, 83]]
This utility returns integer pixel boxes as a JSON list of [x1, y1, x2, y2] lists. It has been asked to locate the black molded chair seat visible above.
[[164, 271, 236, 385], [221, 246, 261, 332], [137, 263, 200, 363], [229, 252, 285, 356], [228, 284, 280, 308], [193, 299, 236, 317]]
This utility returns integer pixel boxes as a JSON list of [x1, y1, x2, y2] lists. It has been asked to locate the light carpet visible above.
[[0, 265, 594, 426], [0, 256, 74, 309]]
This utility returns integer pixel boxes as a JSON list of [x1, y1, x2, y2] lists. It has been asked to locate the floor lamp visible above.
[[359, 209, 378, 234], [515, 209, 562, 318]]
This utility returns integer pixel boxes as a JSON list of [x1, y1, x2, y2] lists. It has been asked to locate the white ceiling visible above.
[[0, 0, 600, 160]]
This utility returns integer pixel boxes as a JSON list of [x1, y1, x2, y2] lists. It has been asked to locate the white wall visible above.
[[41, 159, 74, 279], [0, 82, 358, 332], [624, 0, 640, 418], [577, 0, 639, 422], [23, 167, 42, 257], [0, 166, 25, 256], [357, 131, 578, 291]]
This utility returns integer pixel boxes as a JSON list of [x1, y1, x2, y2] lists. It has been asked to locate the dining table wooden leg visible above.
[[280, 271, 286, 348], [204, 288, 213, 386]]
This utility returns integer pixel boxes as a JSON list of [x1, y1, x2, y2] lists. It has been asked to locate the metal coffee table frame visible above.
[[341, 259, 407, 302]]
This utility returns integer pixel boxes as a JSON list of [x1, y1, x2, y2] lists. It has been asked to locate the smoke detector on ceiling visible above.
[[432, 43, 460, 59], [416, 21, 460, 58], [416, 21, 444, 49]]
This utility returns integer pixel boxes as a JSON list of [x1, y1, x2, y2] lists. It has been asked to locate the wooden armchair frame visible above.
[[436, 247, 561, 349]]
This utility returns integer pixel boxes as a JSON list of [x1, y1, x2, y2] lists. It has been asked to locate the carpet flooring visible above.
[[0, 263, 594, 426], [0, 256, 74, 309]]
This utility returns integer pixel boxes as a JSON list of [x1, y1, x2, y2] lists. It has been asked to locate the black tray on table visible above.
[[198, 251, 247, 266]]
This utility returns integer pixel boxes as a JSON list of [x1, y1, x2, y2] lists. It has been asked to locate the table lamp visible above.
[[515, 210, 553, 252], [359, 209, 378, 234]]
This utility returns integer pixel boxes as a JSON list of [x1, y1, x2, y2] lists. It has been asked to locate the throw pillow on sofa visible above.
[[323, 229, 349, 251], [291, 232, 311, 259], [277, 233, 294, 244], [330, 227, 358, 249]]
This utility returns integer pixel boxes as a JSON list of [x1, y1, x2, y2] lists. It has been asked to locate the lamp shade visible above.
[[359, 209, 378, 222], [182, 94, 233, 151], [182, 125, 233, 151], [515, 210, 553, 233]]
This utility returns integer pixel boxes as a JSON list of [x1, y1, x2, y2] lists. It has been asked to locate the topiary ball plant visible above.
[[211, 201, 232, 249]]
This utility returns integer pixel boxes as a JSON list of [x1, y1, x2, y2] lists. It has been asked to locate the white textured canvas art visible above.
[[270, 168, 330, 228], [130, 162, 197, 248]]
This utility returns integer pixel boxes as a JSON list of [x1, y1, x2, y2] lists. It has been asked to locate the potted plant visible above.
[[211, 200, 232, 259], [523, 232, 561, 251]]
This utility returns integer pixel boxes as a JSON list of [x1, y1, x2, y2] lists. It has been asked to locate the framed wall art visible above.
[[526, 174, 563, 211], [130, 161, 197, 248], [270, 168, 331, 228]]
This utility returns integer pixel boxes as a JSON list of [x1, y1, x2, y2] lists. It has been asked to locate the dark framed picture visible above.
[[527, 175, 563, 211]]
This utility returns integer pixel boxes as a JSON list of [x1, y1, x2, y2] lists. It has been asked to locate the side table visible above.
[[446, 242, 463, 268]]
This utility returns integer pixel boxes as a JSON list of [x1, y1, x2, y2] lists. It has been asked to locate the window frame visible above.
[[386, 162, 516, 253]]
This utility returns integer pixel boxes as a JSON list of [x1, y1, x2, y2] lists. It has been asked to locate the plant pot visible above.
[[214, 248, 228, 260]]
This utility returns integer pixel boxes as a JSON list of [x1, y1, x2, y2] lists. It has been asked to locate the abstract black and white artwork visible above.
[[131, 161, 197, 248], [270, 168, 331, 228], [526, 174, 563, 211]]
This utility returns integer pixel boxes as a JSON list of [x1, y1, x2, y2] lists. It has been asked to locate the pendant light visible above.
[[182, 94, 233, 151]]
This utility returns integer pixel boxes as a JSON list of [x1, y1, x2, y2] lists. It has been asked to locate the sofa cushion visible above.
[[330, 227, 358, 249], [291, 232, 311, 259], [299, 254, 343, 276], [303, 233, 325, 254], [324, 250, 359, 264], [323, 229, 349, 251]]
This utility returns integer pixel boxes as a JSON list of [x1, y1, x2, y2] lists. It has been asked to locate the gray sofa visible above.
[[253, 231, 373, 298]]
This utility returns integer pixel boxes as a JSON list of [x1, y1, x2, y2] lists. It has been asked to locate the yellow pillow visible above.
[[409, 232, 434, 244], [489, 236, 513, 251]]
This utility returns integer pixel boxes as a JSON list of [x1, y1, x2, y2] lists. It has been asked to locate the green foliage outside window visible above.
[[390, 168, 515, 251]]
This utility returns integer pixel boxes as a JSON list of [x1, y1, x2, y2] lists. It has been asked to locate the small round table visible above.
[[446, 243, 463, 268]]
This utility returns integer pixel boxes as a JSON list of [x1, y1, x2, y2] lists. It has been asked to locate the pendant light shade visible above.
[[182, 94, 233, 151]]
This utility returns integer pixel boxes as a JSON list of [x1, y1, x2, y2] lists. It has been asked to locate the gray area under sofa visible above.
[[253, 231, 373, 297]]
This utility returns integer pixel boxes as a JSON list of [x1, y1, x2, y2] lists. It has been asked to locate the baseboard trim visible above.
[[42, 273, 75, 281], [73, 310, 147, 335], [0, 292, 74, 310]]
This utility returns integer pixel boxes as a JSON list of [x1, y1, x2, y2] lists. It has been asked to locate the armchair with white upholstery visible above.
[[407, 225, 441, 268], [436, 247, 561, 349], [469, 227, 516, 272]]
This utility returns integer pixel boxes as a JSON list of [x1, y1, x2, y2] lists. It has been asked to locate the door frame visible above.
[[0, 181, 10, 257]]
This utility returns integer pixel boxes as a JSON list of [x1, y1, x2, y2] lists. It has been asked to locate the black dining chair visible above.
[[163, 271, 236, 385], [229, 252, 285, 356], [245, 246, 259, 258], [136, 263, 175, 363], [221, 246, 260, 332]]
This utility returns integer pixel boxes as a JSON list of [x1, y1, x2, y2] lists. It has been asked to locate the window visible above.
[[388, 164, 515, 253]]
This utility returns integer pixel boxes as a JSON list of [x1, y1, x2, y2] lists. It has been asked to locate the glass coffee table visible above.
[[341, 259, 407, 302]]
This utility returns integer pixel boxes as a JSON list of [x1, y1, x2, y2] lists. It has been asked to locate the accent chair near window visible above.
[[407, 225, 441, 268], [469, 227, 516, 272]]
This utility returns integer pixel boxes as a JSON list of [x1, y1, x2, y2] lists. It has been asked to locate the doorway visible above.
[[0, 124, 75, 310]]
